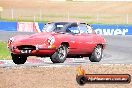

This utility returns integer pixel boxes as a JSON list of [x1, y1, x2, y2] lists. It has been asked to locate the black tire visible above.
[[89, 45, 103, 62], [50, 45, 67, 63], [11, 53, 27, 64], [76, 75, 87, 85]]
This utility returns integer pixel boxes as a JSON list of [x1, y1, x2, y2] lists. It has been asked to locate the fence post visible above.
[[39, 9, 42, 21], [67, 10, 69, 21], [0, 7, 3, 20], [11, 8, 14, 20], [126, 14, 128, 24], [34, 16, 36, 22], [96, 13, 99, 23], [0, 11, 1, 20]]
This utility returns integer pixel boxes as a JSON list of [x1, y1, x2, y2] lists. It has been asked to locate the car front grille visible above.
[[17, 45, 36, 50]]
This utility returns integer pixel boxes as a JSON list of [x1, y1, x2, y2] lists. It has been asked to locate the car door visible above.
[[78, 24, 97, 54], [65, 23, 83, 54]]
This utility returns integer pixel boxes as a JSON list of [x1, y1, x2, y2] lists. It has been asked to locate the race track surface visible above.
[[0, 31, 132, 67]]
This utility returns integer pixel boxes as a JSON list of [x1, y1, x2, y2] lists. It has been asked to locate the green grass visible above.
[[0, 41, 11, 60]]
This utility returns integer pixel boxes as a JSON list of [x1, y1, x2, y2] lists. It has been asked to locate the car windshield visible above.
[[43, 22, 70, 32]]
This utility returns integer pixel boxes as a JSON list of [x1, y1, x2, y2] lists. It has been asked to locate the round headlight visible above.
[[47, 36, 55, 45], [8, 37, 14, 44]]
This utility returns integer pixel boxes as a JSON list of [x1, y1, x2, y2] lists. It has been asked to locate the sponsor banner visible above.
[[17, 22, 45, 32], [91, 24, 132, 35], [0, 22, 17, 31], [16, 23, 132, 35], [17, 22, 34, 32], [34, 22, 45, 32], [0, 21, 132, 35]]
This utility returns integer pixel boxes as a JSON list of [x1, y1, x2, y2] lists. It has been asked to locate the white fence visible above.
[[0, 8, 132, 24]]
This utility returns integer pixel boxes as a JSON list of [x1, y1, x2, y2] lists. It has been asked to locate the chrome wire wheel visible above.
[[50, 44, 68, 63], [95, 46, 102, 59], [58, 46, 66, 60], [89, 45, 103, 62]]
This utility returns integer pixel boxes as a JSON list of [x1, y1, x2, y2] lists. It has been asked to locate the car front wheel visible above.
[[11, 53, 27, 64], [50, 45, 67, 63], [89, 45, 103, 62]]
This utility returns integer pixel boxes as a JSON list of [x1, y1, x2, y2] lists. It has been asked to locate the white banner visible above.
[[17, 22, 34, 32]]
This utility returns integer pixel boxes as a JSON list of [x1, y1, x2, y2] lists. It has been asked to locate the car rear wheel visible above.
[[50, 45, 67, 63], [11, 53, 27, 64], [89, 45, 103, 62]]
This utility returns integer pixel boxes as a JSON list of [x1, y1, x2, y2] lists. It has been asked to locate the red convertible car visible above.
[[8, 22, 106, 64]]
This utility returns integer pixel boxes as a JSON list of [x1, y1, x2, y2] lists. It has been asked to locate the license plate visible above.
[[21, 50, 32, 53]]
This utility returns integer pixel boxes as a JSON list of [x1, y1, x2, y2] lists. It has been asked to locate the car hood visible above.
[[12, 32, 54, 45]]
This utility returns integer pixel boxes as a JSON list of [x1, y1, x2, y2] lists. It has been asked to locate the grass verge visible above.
[[0, 41, 11, 60]]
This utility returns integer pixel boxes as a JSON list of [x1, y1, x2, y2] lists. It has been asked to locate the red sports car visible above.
[[8, 22, 106, 64]]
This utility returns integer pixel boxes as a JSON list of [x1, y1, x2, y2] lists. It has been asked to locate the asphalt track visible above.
[[0, 31, 132, 67]]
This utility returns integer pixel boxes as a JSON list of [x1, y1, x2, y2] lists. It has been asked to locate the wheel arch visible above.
[[96, 44, 104, 49], [61, 42, 69, 48]]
